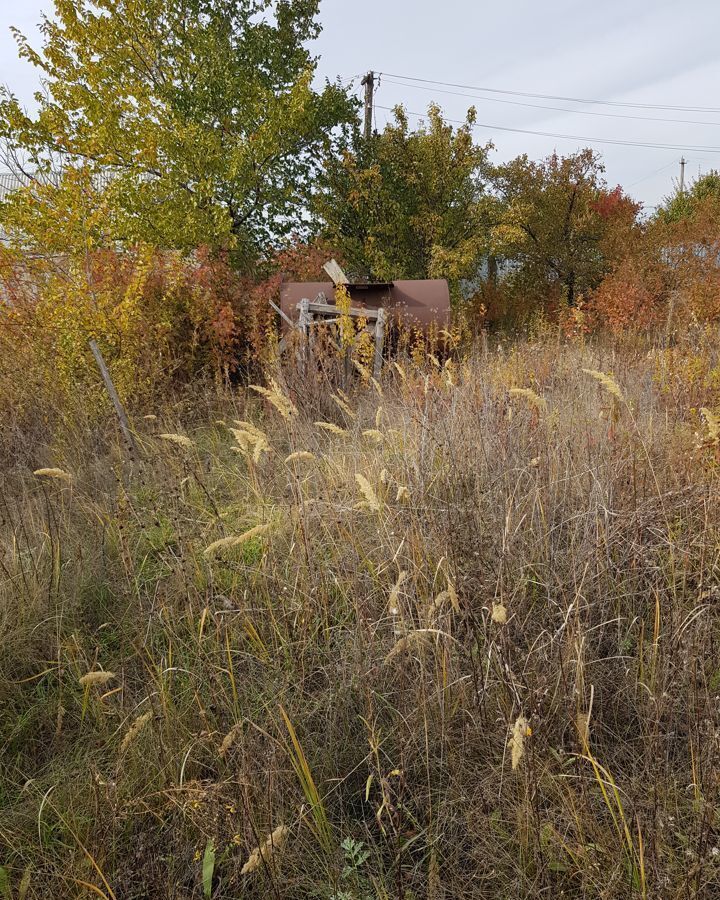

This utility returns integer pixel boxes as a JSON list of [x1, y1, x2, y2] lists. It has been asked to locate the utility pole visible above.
[[679, 156, 686, 193], [361, 71, 375, 141]]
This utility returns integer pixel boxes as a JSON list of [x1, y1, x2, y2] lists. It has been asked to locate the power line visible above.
[[380, 77, 720, 128], [626, 158, 679, 189], [377, 71, 720, 114], [375, 105, 720, 154]]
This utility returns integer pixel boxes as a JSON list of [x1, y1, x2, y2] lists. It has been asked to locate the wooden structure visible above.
[[280, 277, 450, 330], [273, 261, 387, 378], [295, 294, 386, 379], [274, 260, 451, 378]]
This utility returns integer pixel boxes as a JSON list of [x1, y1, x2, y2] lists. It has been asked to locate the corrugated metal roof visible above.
[[0, 172, 26, 203], [0, 170, 117, 204]]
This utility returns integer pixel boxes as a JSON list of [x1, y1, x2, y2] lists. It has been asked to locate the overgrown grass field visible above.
[[2, 334, 720, 898]]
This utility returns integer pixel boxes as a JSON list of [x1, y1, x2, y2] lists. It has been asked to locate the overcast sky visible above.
[[2, 0, 720, 210]]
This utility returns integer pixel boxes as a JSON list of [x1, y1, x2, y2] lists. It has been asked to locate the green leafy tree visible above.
[[0, 0, 355, 265], [656, 170, 720, 223], [490, 149, 641, 309], [314, 103, 494, 297]]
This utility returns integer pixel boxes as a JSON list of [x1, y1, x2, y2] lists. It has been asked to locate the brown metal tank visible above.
[[279, 279, 450, 328]]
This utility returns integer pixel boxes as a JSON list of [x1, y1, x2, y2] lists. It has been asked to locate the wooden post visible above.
[[373, 307, 386, 380], [361, 72, 375, 141], [298, 298, 311, 373], [88, 338, 139, 456]]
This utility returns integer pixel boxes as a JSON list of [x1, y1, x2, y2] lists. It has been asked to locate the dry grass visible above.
[[1, 333, 720, 898]]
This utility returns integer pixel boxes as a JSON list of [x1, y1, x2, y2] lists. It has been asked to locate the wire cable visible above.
[[375, 105, 720, 154], [626, 159, 680, 189], [377, 71, 720, 114], [380, 77, 720, 128]]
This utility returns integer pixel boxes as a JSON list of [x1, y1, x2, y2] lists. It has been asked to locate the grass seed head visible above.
[[33, 467, 72, 481], [315, 421, 348, 436], [491, 603, 508, 625], [355, 473, 381, 512], [284, 450, 316, 463], [204, 523, 270, 557], [509, 715, 531, 770], [509, 387, 547, 412], [384, 630, 430, 665], [219, 722, 243, 758], [79, 671, 116, 688], [582, 368, 624, 403], [388, 570, 408, 614], [700, 407, 720, 444], [331, 393, 356, 418], [576, 712, 590, 748], [250, 379, 297, 419], [241, 824, 289, 875], [362, 429, 384, 443], [158, 433, 194, 448], [120, 710, 153, 754]]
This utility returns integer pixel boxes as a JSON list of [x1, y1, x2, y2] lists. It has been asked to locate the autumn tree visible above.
[[314, 104, 495, 297], [656, 170, 720, 224], [0, 0, 355, 266], [490, 149, 641, 311]]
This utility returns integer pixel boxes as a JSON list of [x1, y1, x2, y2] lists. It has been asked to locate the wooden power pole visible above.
[[361, 71, 375, 141], [679, 156, 686, 194]]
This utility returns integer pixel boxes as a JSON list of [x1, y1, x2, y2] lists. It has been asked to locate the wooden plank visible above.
[[300, 300, 379, 319], [268, 297, 296, 329], [309, 316, 343, 326], [373, 307, 386, 379], [88, 339, 139, 456], [323, 259, 349, 285]]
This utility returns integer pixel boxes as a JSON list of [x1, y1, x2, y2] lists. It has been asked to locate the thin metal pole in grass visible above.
[[88, 338, 140, 458]]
